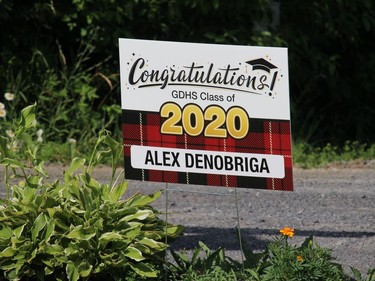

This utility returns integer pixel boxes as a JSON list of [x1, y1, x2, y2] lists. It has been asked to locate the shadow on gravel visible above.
[[170, 226, 375, 251]]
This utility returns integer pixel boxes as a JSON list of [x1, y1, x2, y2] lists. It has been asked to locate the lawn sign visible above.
[[119, 39, 293, 191]]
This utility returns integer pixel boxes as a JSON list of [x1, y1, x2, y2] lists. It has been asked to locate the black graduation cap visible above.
[[246, 58, 277, 73]]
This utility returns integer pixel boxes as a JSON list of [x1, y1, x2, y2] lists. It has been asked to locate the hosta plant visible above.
[[0, 105, 184, 280]]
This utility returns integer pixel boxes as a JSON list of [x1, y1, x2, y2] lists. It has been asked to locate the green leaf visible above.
[[124, 246, 145, 262], [13, 225, 25, 239], [126, 191, 161, 207], [300, 235, 313, 249], [31, 213, 47, 242], [26, 175, 41, 189], [64, 157, 85, 181], [129, 262, 158, 278], [19, 104, 37, 129], [43, 244, 64, 255], [121, 225, 142, 241], [137, 237, 166, 251], [64, 246, 77, 256], [46, 207, 57, 218], [14, 104, 37, 137], [132, 243, 151, 255], [0, 225, 13, 240], [0, 158, 25, 169], [35, 160, 49, 177], [44, 218, 55, 242], [166, 225, 185, 237], [66, 262, 79, 281], [0, 136, 8, 158], [99, 250, 118, 263], [41, 195, 58, 209], [0, 246, 17, 258], [21, 184, 38, 204], [99, 232, 123, 244], [121, 209, 153, 222], [44, 266, 54, 275], [198, 241, 211, 255], [65, 225, 96, 240], [246, 269, 262, 281], [110, 181, 128, 203], [77, 261, 93, 278], [170, 249, 189, 269]]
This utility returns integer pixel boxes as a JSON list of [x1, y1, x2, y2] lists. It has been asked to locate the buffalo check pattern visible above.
[[122, 110, 293, 191]]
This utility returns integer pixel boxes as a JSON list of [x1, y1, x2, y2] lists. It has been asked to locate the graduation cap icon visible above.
[[246, 58, 277, 73]]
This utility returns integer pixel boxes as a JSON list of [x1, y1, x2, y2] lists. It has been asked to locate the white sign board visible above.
[[119, 38, 293, 191]]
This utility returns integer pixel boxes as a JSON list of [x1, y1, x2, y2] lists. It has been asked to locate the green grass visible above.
[[293, 141, 375, 168]]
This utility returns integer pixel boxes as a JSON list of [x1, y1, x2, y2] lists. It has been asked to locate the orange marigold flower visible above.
[[279, 227, 295, 237], [297, 255, 304, 262]]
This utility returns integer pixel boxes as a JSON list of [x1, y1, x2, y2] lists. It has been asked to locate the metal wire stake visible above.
[[164, 182, 169, 281], [165, 182, 169, 246], [234, 187, 245, 267]]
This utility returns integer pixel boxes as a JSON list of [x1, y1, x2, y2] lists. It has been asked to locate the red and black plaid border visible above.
[[122, 110, 293, 191]]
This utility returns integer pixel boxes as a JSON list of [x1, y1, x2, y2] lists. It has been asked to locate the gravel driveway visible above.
[[1, 161, 374, 276]]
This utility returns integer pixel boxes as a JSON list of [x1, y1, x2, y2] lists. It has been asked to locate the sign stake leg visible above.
[[234, 187, 245, 268], [164, 182, 169, 281]]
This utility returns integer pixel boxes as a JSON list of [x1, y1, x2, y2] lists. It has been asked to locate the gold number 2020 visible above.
[[160, 102, 249, 139]]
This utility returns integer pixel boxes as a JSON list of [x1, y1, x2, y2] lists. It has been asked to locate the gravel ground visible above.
[[1, 161, 374, 276]]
